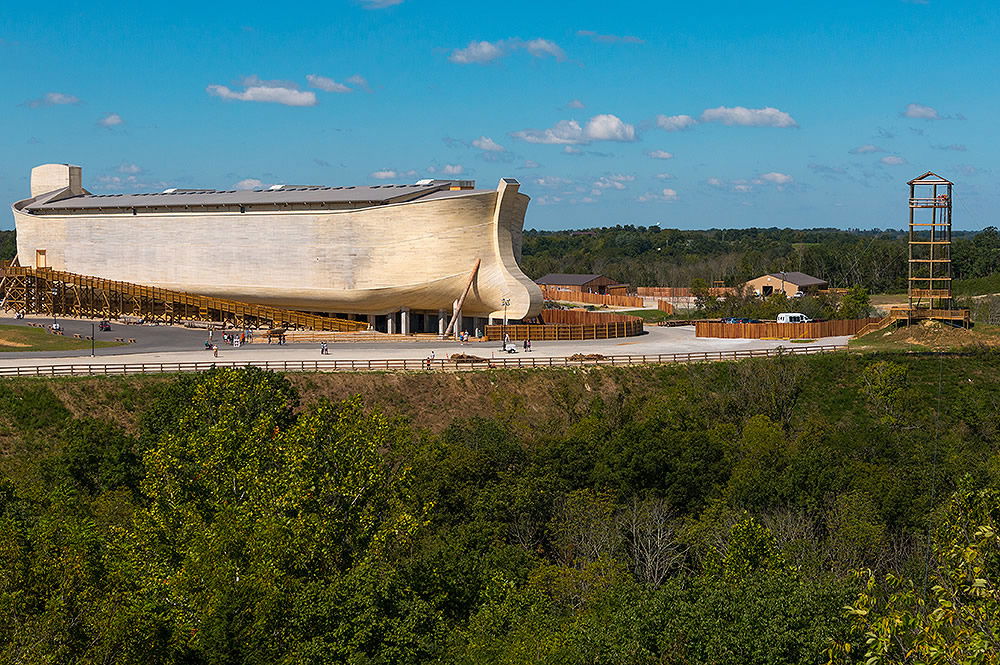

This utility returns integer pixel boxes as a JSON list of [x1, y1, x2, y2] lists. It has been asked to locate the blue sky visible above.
[[2, 0, 998, 231]]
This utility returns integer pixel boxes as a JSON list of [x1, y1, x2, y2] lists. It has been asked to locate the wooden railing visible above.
[[1, 266, 368, 332], [0, 344, 846, 377], [696, 318, 880, 339], [909, 198, 951, 208]]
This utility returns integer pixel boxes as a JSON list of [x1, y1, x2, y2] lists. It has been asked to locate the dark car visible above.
[[98, 321, 112, 332]]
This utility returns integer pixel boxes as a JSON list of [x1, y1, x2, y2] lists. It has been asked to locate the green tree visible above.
[[105, 369, 431, 664], [830, 482, 1000, 664]]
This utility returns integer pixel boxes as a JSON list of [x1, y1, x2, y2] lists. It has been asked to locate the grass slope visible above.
[[0, 325, 124, 353]]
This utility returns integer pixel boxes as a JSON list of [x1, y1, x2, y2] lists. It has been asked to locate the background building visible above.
[[745, 271, 828, 297]]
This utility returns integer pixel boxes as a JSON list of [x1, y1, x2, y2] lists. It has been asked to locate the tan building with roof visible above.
[[745, 271, 828, 298]]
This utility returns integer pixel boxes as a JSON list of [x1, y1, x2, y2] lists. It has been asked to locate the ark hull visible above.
[[12, 178, 542, 319]]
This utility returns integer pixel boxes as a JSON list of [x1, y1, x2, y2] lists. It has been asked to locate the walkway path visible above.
[[0, 316, 852, 369]]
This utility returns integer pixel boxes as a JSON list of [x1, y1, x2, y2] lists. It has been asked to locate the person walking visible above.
[[213, 345, 219, 358]]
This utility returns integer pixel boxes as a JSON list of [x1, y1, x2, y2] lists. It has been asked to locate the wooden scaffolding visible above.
[[904, 171, 969, 326], [0, 266, 369, 332]]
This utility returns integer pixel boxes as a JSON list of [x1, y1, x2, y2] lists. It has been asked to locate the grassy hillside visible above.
[[0, 353, 998, 664]]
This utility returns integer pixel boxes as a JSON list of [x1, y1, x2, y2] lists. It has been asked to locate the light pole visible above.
[[91, 322, 95, 357], [500, 297, 510, 350]]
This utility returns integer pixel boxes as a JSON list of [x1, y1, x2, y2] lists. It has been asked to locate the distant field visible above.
[[0, 325, 125, 353]]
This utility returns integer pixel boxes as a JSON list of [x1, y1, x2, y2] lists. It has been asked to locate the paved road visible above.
[[0, 316, 851, 368]]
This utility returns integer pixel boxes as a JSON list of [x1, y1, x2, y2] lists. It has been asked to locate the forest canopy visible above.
[[1, 356, 998, 664]]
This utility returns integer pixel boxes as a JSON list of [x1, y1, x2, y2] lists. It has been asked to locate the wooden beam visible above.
[[444, 259, 482, 338]]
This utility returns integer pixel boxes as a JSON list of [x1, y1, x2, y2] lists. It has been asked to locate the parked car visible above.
[[98, 321, 112, 332], [777, 312, 812, 324]]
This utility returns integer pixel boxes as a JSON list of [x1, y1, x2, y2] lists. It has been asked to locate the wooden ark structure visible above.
[[6, 164, 544, 334]]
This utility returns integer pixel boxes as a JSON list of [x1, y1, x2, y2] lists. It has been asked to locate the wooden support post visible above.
[[444, 259, 481, 338]]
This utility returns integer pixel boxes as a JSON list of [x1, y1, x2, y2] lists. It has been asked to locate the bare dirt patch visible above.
[[856, 320, 1000, 351], [0, 338, 31, 348]]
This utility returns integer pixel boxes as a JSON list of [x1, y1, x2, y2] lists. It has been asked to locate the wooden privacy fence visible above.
[[656, 300, 675, 314], [486, 321, 642, 341], [637, 286, 734, 298], [539, 309, 640, 324], [487, 308, 644, 341], [540, 286, 643, 308], [0, 344, 845, 377], [695, 317, 880, 339]]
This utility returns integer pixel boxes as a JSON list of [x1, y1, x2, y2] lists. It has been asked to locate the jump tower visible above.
[[903, 171, 969, 326]]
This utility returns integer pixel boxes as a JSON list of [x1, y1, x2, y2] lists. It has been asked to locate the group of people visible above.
[[204, 328, 255, 355], [319, 342, 330, 355]]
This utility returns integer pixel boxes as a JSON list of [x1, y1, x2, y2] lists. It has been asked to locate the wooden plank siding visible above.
[[695, 318, 880, 339], [486, 308, 644, 341], [539, 286, 643, 308]]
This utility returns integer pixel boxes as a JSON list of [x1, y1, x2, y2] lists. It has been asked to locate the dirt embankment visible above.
[[856, 320, 1000, 351]]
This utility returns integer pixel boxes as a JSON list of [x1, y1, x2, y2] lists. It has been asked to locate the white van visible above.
[[777, 312, 812, 324]]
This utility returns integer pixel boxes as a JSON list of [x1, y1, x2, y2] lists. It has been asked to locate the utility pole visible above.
[[500, 297, 510, 350], [91, 322, 95, 357]]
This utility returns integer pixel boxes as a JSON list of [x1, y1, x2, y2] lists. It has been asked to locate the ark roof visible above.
[[23, 180, 482, 213]]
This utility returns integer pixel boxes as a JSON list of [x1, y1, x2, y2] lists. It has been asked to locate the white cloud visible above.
[[207, 81, 317, 106], [306, 74, 350, 93], [534, 176, 572, 187], [511, 114, 635, 144], [647, 150, 674, 160], [584, 114, 636, 142], [609, 174, 635, 182], [472, 136, 506, 152], [513, 119, 585, 144], [442, 164, 465, 175], [932, 144, 967, 151], [576, 30, 644, 44], [656, 114, 697, 131], [536, 195, 563, 206], [707, 177, 723, 187], [521, 160, 541, 169], [655, 173, 675, 180], [902, 103, 938, 119], [449, 41, 505, 64], [638, 188, 678, 202], [449, 38, 566, 64], [360, 0, 403, 7], [118, 163, 142, 174], [759, 172, 793, 184], [25, 91, 80, 108], [563, 146, 583, 154], [234, 178, 264, 190], [700, 106, 797, 127], [849, 144, 883, 154], [371, 170, 398, 179], [567, 99, 585, 109], [880, 155, 907, 165], [592, 176, 628, 190], [523, 38, 565, 60], [733, 184, 753, 193], [99, 113, 123, 127], [346, 74, 371, 91]]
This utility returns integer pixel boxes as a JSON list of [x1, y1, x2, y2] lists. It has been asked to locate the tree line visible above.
[[0, 357, 998, 664], [521, 226, 1000, 292]]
